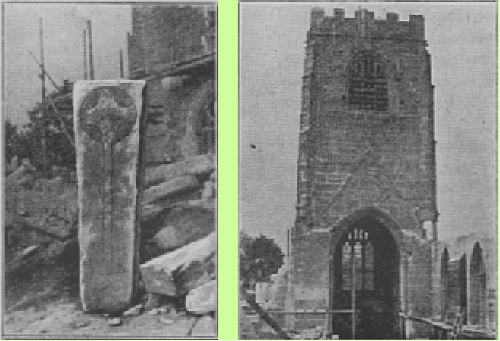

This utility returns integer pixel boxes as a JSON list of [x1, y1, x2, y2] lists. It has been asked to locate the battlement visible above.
[[310, 7, 425, 41]]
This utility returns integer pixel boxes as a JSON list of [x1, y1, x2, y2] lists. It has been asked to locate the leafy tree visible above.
[[240, 233, 284, 290], [5, 119, 19, 163], [5, 119, 31, 166], [21, 83, 75, 173]]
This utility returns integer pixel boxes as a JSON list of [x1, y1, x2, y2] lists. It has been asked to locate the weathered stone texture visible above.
[[150, 206, 215, 252], [145, 153, 215, 188], [144, 175, 200, 204], [144, 77, 215, 165], [296, 9, 436, 229], [128, 5, 215, 74], [140, 232, 216, 296], [74, 80, 146, 312], [126, 5, 217, 328], [186, 280, 216, 314], [191, 315, 216, 337], [291, 8, 437, 335]]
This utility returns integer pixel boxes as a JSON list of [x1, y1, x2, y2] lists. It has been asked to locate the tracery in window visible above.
[[341, 228, 375, 291], [348, 51, 388, 111]]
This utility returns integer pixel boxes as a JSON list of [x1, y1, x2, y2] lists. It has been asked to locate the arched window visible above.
[[342, 228, 375, 291], [348, 51, 388, 111], [470, 243, 487, 326]]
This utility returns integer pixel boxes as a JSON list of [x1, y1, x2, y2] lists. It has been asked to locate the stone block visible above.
[[144, 175, 200, 204], [140, 232, 216, 296], [145, 153, 215, 188], [201, 181, 215, 199], [141, 204, 165, 222], [191, 315, 216, 337], [186, 280, 216, 314], [74, 80, 147, 312], [151, 206, 215, 251]]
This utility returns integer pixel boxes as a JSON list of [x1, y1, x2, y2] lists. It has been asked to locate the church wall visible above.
[[292, 8, 437, 335], [125, 4, 217, 295], [291, 231, 330, 330], [301, 27, 435, 227], [127, 5, 216, 166], [128, 5, 215, 75], [405, 234, 434, 318], [144, 75, 215, 165]]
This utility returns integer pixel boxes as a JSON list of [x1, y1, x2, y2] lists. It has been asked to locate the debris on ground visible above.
[[140, 232, 216, 296], [191, 315, 216, 337], [4, 153, 217, 337], [107, 317, 122, 327], [123, 304, 143, 317]]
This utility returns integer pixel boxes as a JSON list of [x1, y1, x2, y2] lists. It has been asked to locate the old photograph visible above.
[[3, 2, 216, 338], [239, 2, 496, 339]]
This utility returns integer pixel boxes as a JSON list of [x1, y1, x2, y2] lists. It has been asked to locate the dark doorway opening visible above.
[[470, 243, 487, 327], [332, 216, 400, 339]]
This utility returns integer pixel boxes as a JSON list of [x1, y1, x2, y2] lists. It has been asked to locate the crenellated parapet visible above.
[[310, 7, 425, 41]]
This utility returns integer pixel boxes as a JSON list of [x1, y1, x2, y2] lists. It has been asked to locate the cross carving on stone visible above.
[[74, 81, 146, 312]]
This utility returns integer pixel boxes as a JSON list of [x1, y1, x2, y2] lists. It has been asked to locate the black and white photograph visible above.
[[3, 2, 217, 338], [239, 2, 496, 339]]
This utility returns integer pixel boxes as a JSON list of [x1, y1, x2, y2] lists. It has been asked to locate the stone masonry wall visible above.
[[128, 5, 216, 75], [145, 75, 215, 165], [291, 230, 330, 330], [292, 8, 437, 332], [296, 8, 436, 231]]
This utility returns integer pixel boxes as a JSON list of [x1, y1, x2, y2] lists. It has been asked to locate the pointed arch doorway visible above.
[[331, 214, 401, 339]]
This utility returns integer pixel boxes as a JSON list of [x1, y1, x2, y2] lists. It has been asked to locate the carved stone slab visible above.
[[73, 81, 146, 312]]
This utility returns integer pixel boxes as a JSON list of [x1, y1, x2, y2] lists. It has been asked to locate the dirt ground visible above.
[[4, 243, 215, 338]]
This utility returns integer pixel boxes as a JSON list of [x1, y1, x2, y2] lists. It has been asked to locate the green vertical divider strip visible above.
[[217, 0, 239, 339], [497, 4, 500, 339]]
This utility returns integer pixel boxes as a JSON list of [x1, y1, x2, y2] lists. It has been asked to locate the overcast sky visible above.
[[3, 3, 132, 126], [240, 2, 497, 251]]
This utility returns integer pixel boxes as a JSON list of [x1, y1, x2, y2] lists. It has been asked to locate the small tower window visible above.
[[348, 51, 388, 111]]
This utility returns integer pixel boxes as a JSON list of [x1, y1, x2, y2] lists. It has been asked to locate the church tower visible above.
[[291, 8, 438, 338]]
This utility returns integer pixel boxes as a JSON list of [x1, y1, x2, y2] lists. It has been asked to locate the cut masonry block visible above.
[[140, 232, 216, 297], [74, 80, 147, 312]]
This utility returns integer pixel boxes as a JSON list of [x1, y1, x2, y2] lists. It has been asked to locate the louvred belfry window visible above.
[[348, 51, 388, 111], [342, 228, 375, 291]]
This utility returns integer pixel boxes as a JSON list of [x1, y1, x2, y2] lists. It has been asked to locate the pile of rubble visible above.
[[126, 152, 217, 335], [5, 157, 75, 189], [5, 158, 37, 188], [4, 153, 216, 336], [5, 158, 78, 277]]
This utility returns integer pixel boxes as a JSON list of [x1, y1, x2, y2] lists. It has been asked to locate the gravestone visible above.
[[74, 80, 147, 312]]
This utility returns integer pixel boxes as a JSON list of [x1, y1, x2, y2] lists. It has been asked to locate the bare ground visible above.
[[4, 240, 215, 338]]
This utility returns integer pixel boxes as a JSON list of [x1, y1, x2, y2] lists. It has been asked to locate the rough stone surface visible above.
[[123, 304, 143, 317], [144, 175, 200, 205], [187, 198, 216, 211], [128, 5, 217, 165], [186, 280, 216, 314], [145, 154, 215, 188], [201, 181, 215, 199], [143, 293, 164, 311], [107, 317, 122, 327], [141, 204, 164, 222], [140, 232, 216, 296], [74, 80, 146, 312], [151, 206, 215, 252], [6, 161, 35, 185], [191, 315, 216, 337], [290, 9, 437, 336], [129, 5, 213, 73]]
